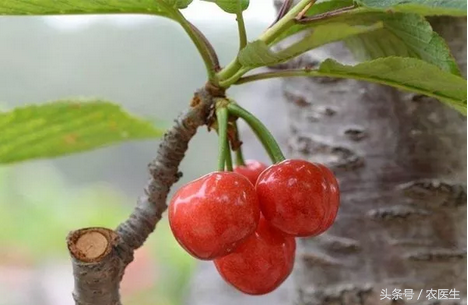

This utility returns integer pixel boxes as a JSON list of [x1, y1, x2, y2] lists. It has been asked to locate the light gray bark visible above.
[[186, 12, 466, 305], [286, 16, 466, 305]]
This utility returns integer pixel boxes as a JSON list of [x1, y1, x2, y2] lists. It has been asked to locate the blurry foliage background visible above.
[[0, 7, 279, 304]]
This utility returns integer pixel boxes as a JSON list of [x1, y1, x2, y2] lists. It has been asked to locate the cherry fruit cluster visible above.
[[169, 159, 340, 295]]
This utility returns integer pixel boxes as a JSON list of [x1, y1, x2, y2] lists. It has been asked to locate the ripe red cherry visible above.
[[214, 217, 296, 295], [234, 159, 268, 185], [314, 164, 340, 234], [255, 159, 339, 237], [169, 171, 260, 260]]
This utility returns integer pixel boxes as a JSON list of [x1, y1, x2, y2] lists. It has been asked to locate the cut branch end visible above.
[[67, 227, 118, 263]]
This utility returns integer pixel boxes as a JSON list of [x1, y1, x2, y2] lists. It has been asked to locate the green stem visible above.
[[175, 12, 217, 80], [227, 103, 285, 164], [234, 121, 246, 166], [219, 67, 251, 88], [217, 60, 242, 82], [236, 12, 247, 50], [259, 0, 314, 44], [158, 1, 218, 82], [187, 21, 220, 70], [217, 0, 314, 86], [234, 69, 319, 84], [235, 148, 245, 167], [296, 5, 358, 24], [216, 106, 230, 171], [221, 9, 247, 84], [225, 139, 234, 171]]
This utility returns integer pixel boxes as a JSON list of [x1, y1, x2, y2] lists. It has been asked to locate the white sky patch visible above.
[[44, 0, 276, 31]]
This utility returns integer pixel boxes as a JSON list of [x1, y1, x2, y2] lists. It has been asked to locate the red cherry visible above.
[[214, 217, 296, 295], [234, 160, 268, 185], [314, 164, 340, 234], [255, 159, 339, 237], [169, 171, 260, 260]]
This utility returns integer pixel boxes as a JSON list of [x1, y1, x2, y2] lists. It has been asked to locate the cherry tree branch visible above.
[[269, 0, 294, 28], [66, 87, 216, 305]]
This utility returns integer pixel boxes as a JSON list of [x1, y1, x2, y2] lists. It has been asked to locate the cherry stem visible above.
[[216, 106, 230, 171], [227, 103, 285, 164], [225, 139, 234, 171], [234, 121, 246, 166]]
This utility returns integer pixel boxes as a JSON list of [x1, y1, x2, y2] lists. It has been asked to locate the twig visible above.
[[269, 0, 294, 28], [188, 21, 221, 71], [295, 0, 316, 21], [236, 11, 248, 50], [156, 0, 219, 80], [296, 5, 356, 23], [67, 88, 215, 305]]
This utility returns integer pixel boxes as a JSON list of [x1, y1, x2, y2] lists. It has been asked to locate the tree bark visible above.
[[186, 11, 466, 305], [284, 16, 467, 305], [67, 88, 217, 305]]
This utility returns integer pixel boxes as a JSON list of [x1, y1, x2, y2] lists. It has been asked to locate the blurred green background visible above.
[[0, 3, 278, 304]]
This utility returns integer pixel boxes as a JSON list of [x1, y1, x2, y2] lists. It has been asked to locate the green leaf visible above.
[[0, 0, 170, 16], [277, 11, 460, 75], [202, 0, 249, 14], [345, 13, 461, 75], [318, 57, 467, 113], [356, 0, 467, 16], [162, 0, 193, 9], [0, 100, 164, 164], [238, 41, 284, 67], [239, 22, 382, 68], [281, 22, 383, 64]]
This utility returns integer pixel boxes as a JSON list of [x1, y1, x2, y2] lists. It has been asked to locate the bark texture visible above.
[[284, 17, 467, 305], [185, 11, 467, 305], [67, 88, 215, 305]]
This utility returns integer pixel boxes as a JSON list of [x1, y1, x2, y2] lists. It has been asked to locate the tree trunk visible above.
[[186, 13, 466, 305], [285, 16, 466, 305]]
